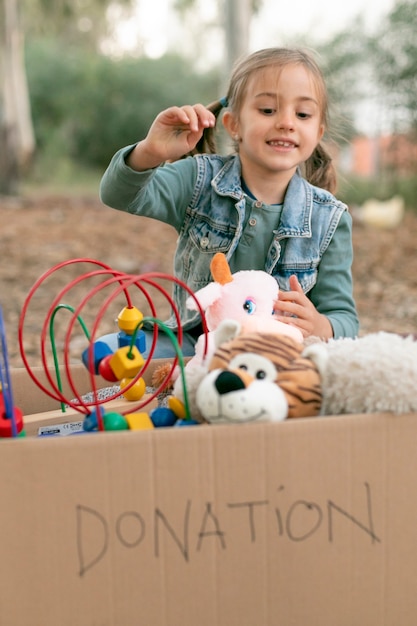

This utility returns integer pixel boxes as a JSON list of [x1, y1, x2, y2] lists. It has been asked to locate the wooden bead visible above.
[[103, 412, 129, 431], [120, 377, 146, 402], [125, 412, 154, 430], [98, 355, 119, 382], [168, 396, 187, 420], [117, 306, 143, 334], [109, 346, 145, 380], [82, 341, 113, 374], [150, 407, 177, 428], [117, 330, 146, 354], [0, 406, 24, 437]]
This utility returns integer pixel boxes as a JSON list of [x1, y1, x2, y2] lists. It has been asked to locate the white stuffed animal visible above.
[[304, 331, 417, 415]]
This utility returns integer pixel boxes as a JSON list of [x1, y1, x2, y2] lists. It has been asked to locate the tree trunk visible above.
[[0, 0, 35, 195], [223, 0, 251, 87]]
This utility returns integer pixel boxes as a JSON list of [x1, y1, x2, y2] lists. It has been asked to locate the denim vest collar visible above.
[[212, 156, 312, 238]]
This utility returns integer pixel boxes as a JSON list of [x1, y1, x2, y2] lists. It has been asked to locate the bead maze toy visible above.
[[18, 258, 209, 435], [0, 306, 25, 437]]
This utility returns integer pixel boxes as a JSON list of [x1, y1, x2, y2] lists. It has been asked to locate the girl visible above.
[[100, 47, 359, 356]]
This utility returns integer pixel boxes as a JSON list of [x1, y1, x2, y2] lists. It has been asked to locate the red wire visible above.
[[19, 258, 132, 404], [19, 259, 210, 421]]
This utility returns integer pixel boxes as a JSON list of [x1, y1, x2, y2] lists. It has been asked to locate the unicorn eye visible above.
[[243, 299, 256, 315]]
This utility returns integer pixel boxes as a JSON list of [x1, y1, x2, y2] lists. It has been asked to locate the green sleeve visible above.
[[308, 210, 359, 338], [99, 145, 198, 231]]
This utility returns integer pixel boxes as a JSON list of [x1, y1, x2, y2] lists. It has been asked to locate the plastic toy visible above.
[[18, 258, 210, 432]]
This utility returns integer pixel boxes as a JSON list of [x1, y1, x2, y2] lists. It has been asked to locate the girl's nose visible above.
[[276, 110, 295, 131]]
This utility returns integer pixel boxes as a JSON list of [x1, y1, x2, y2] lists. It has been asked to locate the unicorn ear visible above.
[[214, 319, 242, 348], [210, 253, 233, 285]]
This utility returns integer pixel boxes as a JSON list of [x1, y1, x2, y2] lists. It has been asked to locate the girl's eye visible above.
[[243, 299, 256, 315], [260, 108, 275, 115], [297, 112, 312, 119]]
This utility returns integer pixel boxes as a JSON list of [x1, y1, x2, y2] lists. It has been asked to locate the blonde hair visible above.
[[197, 47, 337, 194]]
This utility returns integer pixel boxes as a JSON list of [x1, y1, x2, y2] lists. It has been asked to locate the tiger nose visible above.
[[215, 371, 245, 395], [214, 370, 254, 394]]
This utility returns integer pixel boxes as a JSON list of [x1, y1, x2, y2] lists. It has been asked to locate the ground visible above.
[[1, 192, 417, 369]]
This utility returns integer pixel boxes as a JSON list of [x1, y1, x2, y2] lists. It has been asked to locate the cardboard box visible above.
[[1, 365, 417, 625]]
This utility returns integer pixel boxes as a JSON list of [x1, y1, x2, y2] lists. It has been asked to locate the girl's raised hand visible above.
[[274, 275, 333, 339], [127, 104, 216, 171]]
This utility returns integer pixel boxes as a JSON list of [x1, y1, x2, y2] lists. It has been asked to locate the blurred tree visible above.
[[0, 0, 134, 194], [0, 0, 35, 194], [371, 0, 417, 131], [314, 17, 370, 141], [26, 42, 219, 171], [174, 0, 262, 84]]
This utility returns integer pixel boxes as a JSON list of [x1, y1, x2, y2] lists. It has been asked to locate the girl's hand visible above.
[[127, 104, 215, 171], [274, 275, 333, 339]]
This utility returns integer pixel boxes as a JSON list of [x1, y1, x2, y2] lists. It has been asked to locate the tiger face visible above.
[[195, 329, 322, 424]]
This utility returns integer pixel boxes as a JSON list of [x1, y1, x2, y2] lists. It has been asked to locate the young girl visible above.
[[100, 47, 359, 356]]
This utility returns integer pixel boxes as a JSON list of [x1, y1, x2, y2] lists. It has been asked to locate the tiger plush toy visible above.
[[185, 319, 323, 424]]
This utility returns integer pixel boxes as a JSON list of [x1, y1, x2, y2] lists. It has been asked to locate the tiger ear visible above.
[[210, 253, 233, 285], [214, 319, 241, 348], [302, 343, 329, 377]]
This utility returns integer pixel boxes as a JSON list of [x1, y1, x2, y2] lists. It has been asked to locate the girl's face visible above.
[[223, 63, 325, 191]]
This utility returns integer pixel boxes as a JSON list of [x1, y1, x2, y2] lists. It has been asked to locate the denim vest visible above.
[[166, 154, 347, 330]]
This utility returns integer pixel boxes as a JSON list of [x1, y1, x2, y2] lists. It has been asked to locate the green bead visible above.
[[103, 412, 129, 431]]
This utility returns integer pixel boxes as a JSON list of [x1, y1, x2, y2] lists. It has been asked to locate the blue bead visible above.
[[82, 341, 113, 374], [174, 418, 200, 427], [117, 330, 146, 354], [150, 407, 178, 428], [83, 408, 104, 431]]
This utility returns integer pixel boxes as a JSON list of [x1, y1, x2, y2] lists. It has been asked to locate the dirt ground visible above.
[[1, 192, 417, 369]]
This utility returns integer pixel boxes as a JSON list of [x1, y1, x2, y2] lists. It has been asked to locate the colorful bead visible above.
[[82, 341, 113, 374], [109, 346, 145, 380], [125, 412, 154, 430], [168, 396, 187, 420], [0, 406, 24, 437], [117, 306, 143, 334], [175, 418, 200, 427], [118, 330, 146, 354], [98, 355, 119, 382], [150, 407, 178, 428], [120, 376, 146, 401], [103, 412, 129, 431]]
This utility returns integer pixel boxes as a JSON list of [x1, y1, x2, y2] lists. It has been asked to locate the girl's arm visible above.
[[126, 104, 215, 171]]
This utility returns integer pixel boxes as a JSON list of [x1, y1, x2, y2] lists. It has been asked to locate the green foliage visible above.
[[23, 0, 133, 46], [370, 0, 417, 129], [26, 40, 219, 172], [338, 174, 417, 211], [315, 18, 369, 140]]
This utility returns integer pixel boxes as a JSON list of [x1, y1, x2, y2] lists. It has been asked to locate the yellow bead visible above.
[[109, 346, 145, 380], [117, 306, 144, 334], [125, 412, 154, 430], [120, 376, 146, 401], [168, 396, 187, 420]]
